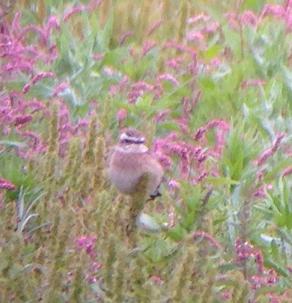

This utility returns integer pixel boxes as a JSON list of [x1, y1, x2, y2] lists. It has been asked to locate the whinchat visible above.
[[108, 128, 163, 199]]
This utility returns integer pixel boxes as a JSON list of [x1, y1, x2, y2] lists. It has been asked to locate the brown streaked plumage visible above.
[[108, 128, 163, 198]]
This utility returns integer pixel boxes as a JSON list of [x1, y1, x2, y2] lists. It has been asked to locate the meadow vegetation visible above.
[[0, 0, 292, 302]]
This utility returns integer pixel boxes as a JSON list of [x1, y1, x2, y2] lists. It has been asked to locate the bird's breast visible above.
[[108, 151, 143, 194], [108, 149, 163, 195], [109, 168, 143, 195]]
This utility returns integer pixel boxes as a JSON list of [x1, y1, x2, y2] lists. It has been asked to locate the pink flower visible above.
[[194, 119, 229, 141], [0, 178, 16, 190], [19, 25, 47, 46], [168, 179, 180, 191], [87, 0, 102, 11], [187, 14, 210, 24], [116, 109, 127, 124], [32, 72, 55, 85], [23, 72, 54, 94], [240, 11, 258, 26], [156, 153, 172, 170], [103, 67, 116, 77], [14, 114, 33, 126], [220, 291, 232, 301], [119, 31, 133, 45], [204, 21, 219, 34], [23, 100, 46, 113], [192, 231, 222, 249], [46, 16, 60, 33], [150, 275, 164, 285], [254, 183, 273, 198], [20, 131, 41, 149], [261, 4, 285, 18], [282, 166, 292, 177], [152, 83, 163, 100], [210, 58, 221, 67], [235, 239, 255, 262], [147, 20, 162, 36], [249, 269, 278, 289], [142, 40, 156, 56], [86, 261, 102, 284], [109, 76, 129, 97], [154, 110, 170, 123], [256, 133, 285, 166], [157, 73, 179, 86], [256, 147, 275, 166], [182, 94, 200, 117], [53, 82, 69, 97], [235, 239, 265, 274], [166, 57, 183, 71], [1, 13, 57, 78], [75, 235, 97, 258], [128, 81, 154, 103], [225, 12, 239, 29], [155, 131, 217, 178], [92, 52, 104, 61], [63, 5, 86, 21], [193, 171, 208, 184], [186, 31, 205, 42], [164, 40, 196, 55]]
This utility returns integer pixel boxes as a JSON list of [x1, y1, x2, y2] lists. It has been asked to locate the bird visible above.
[[108, 128, 163, 199]]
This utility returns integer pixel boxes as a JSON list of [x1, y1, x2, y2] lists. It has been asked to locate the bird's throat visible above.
[[116, 144, 149, 153]]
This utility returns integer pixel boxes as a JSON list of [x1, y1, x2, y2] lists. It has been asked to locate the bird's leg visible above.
[[147, 185, 162, 201]]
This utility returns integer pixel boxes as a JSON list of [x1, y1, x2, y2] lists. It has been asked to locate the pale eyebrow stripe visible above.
[[120, 133, 131, 141], [120, 133, 145, 143]]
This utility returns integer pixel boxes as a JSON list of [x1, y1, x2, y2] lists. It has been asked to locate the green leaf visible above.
[[281, 65, 292, 93], [0, 141, 26, 148], [265, 258, 291, 278], [145, 239, 176, 262], [203, 44, 222, 60], [166, 225, 186, 241], [270, 240, 280, 260], [98, 9, 113, 49], [207, 176, 239, 187]]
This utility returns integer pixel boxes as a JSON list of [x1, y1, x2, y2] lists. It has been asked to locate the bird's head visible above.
[[119, 128, 145, 145]]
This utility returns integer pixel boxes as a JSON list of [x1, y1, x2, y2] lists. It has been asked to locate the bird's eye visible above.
[[120, 132, 145, 144]]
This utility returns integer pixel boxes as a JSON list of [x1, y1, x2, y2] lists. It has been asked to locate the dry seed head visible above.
[[69, 142, 82, 190], [170, 246, 197, 301], [112, 253, 127, 301], [76, 169, 91, 200], [93, 136, 106, 189], [126, 173, 150, 242], [48, 105, 59, 155], [178, 0, 188, 43], [138, 0, 151, 41], [104, 235, 117, 290], [69, 265, 84, 302], [83, 115, 98, 166]]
